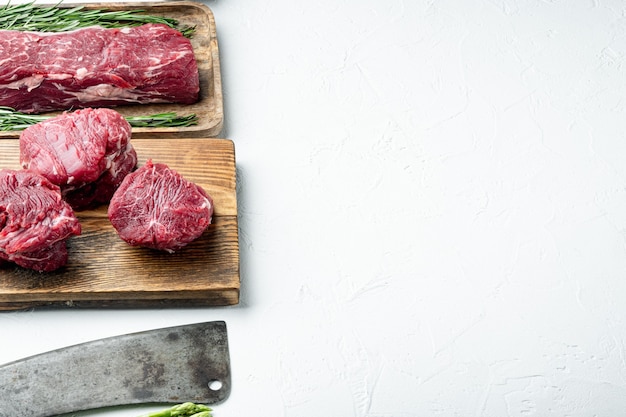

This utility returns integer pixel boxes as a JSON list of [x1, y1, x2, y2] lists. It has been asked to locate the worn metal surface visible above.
[[0, 321, 230, 416]]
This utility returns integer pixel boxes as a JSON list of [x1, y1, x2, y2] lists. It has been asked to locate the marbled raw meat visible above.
[[0, 24, 199, 113], [108, 160, 213, 252], [20, 107, 137, 210], [0, 169, 81, 272]]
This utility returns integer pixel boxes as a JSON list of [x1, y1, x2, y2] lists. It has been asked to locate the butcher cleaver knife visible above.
[[0, 321, 230, 417]]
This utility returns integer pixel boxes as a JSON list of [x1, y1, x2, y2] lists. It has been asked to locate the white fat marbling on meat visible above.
[[0, 75, 45, 91]]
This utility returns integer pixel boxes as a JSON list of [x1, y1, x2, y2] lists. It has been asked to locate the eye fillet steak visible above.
[[0, 23, 199, 114], [19, 107, 138, 210], [0, 169, 81, 272], [108, 160, 213, 253]]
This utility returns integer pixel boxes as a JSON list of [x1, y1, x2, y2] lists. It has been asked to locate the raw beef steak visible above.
[[108, 160, 213, 252], [0, 24, 199, 114], [20, 108, 137, 210], [0, 169, 81, 272]]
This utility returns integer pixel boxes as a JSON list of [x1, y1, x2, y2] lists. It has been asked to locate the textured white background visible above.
[[3, 0, 626, 415]]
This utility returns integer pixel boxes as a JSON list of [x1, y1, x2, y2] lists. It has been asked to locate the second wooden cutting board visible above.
[[0, 138, 239, 310]]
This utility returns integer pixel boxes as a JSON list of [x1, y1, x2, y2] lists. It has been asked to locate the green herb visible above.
[[0, 2, 195, 37], [125, 112, 199, 128], [0, 107, 48, 131], [139, 402, 212, 417], [0, 107, 198, 131]]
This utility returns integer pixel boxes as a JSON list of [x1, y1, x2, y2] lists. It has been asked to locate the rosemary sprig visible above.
[[0, 2, 195, 37], [0, 107, 48, 131], [124, 112, 199, 128], [0, 107, 198, 131]]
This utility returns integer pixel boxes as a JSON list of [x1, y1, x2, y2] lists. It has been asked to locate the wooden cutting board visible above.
[[0, 138, 239, 310]]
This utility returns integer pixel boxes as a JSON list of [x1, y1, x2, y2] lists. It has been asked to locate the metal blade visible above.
[[0, 321, 230, 417]]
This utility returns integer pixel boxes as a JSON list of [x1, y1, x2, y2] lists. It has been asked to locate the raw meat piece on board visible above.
[[20, 107, 137, 210], [0, 169, 81, 272], [108, 160, 213, 252]]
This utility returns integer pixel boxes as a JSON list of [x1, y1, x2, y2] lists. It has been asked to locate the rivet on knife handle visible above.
[[0, 321, 231, 417]]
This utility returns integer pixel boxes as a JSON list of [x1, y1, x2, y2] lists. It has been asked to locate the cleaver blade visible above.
[[0, 321, 231, 417]]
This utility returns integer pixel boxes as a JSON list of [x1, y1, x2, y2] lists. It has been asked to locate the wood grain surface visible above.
[[0, 1, 224, 139], [0, 138, 239, 310]]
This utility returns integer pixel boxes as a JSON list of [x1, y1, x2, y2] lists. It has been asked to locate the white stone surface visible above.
[[3, 0, 626, 415]]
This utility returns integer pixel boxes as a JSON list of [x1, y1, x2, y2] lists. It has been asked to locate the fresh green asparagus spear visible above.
[[140, 402, 212, 417]]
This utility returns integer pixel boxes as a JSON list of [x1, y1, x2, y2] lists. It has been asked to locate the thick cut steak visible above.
[[108, 160, 213, 252], [20, 108, 137, 210], [0, 24, 199, 113], [0, 169, 81, 272]]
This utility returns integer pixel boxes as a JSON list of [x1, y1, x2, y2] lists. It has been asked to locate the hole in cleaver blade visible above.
[[0, 321, 231, 417]]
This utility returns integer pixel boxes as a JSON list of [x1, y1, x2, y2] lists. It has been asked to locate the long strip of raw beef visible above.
[[0, 24, 199, 114], [0, 169, 81, 272], [20, 108, 137, 210]]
